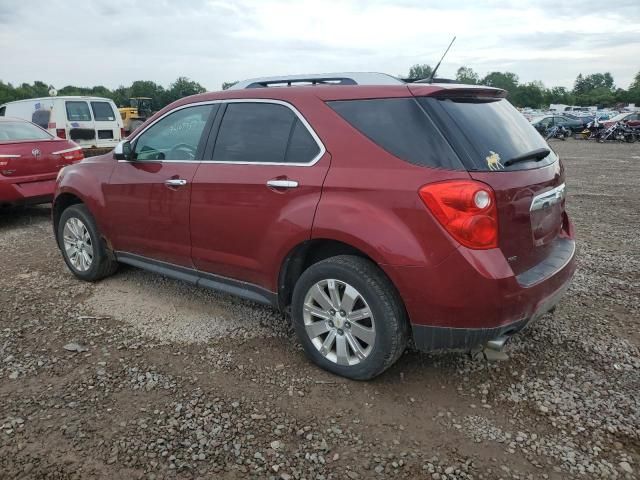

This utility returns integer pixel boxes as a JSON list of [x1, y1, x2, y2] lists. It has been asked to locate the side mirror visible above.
[[114, 140, 132, 160]]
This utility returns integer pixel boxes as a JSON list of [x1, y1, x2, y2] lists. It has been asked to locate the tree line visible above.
[[406, 64, 640, 108], [2, 68, 639, 110], [0, 77, 206, 111]]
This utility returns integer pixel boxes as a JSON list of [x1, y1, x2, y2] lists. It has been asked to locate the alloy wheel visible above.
[[62, 217, 94, 272], [302, 279, 376, 366]]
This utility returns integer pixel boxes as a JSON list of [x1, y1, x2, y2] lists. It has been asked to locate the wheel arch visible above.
[[277, 238, 404, 313], [52, 192, 85, 246]]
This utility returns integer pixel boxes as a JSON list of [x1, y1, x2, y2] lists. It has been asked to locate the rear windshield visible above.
[[327, 98, 463, 170], [91, 101, 116, 121], [66, 101, 92, 122], [0, 121, 53, 141], [418, 97, 557, 171]]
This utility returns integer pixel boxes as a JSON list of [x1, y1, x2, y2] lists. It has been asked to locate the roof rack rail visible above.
[[228, 72, 404, 90]]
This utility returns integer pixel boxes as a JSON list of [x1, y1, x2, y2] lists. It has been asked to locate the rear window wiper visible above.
[[503, 147, 550, 167]]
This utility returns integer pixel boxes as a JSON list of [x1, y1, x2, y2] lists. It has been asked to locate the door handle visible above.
[[266, 179, 299, 189], [165, 178, 188, 187]]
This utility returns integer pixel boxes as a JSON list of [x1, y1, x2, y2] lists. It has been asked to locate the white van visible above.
[[0, 96, 124, 151]]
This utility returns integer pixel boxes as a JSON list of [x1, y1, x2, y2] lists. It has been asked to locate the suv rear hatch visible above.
[[411, 86, 570, 277]]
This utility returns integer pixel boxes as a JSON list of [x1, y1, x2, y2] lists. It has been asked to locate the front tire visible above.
[[291, 255, 408, 380], [57, 204, 117, 281]]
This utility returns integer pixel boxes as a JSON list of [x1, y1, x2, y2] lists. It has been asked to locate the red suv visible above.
[[53, 73, 576, 380]]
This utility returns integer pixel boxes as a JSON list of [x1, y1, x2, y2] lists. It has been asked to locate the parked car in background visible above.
[[0, 96, 124, 154], [53, 73, 576, 380], [0, 117, 83, 207], [531, 115, 584, 134], [601, 112, 640, 129]]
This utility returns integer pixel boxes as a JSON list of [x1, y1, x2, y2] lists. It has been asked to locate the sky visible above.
[[1, 0, 639, 91]]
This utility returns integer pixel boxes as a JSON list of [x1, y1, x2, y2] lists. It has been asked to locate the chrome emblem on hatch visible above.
[[530, 183, 566, 212], [32, 148, 41, 159]]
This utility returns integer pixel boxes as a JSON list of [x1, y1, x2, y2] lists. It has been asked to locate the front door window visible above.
[[134, 105, 213, 161]]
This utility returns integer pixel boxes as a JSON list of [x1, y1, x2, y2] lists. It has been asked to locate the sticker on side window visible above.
[[486, 151, 504, 171]]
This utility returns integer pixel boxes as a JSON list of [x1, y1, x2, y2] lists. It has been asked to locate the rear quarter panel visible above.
[[305, 99, 468, 268]]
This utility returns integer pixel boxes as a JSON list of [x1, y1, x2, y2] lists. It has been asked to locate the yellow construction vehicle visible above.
[[118, 97, 153, 135]]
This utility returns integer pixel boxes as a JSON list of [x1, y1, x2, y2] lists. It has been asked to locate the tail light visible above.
[[120, 128, 126, 139], [53, 146, 84, 163], [56, 129, 67, 139], [419, 180, 498, 249]]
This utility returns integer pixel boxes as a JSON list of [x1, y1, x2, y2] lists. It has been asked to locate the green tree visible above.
[[546, 86, 574, 105], [164, 77, 206, 105], [626, 71, 640, 105], [455, 66, 479, 85], [129, 80, 166, 110], [512, 81, 545, 108], [572, 72, 618, 107], [573, 74, 587, 95], [481, 71, 519, 95], [222, 81, 238, 90], [0, 81, 17, 104], [111, 86, 130, 108], [406, 64, 433, 81]]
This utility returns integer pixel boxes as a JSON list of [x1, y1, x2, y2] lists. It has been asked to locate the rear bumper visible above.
[[411, 277, 571, 350], [384, 237, 577, 351], [0, 177, 56, 206]]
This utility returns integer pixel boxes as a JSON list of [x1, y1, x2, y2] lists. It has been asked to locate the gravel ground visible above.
[[0, 140, 638, 479]]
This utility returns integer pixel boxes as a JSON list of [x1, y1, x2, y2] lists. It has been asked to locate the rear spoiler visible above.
[[409, 84, 507, 99]]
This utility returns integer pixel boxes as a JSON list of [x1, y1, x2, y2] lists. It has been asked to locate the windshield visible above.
[[419, 97, 557, 171], [0, 121, 53, 141]]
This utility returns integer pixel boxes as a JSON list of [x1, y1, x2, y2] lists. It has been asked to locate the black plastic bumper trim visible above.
[[115, 251, 278, 307]]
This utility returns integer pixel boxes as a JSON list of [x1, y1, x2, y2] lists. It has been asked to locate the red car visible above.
[[53, 73, 576, 380], [0, 117, 83, 208], [601, 112, 640, 128]]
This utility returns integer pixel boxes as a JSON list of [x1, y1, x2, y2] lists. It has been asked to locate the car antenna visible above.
[[427, 36, 456, 83]]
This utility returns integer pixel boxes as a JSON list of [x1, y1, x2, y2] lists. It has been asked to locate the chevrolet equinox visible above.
[[53, 73, 576, 380]]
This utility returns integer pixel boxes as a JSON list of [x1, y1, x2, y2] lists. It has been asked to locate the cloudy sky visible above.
[[1, 0, 639, 91]]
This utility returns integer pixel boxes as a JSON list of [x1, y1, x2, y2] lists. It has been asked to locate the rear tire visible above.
[[57, 204, 117, 281], [291, 255, 408, 380]]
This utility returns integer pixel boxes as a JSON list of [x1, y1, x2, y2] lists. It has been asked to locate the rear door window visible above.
[[91, 101, 116, 121], [419, 97, 557, 171], [327, 98, 462, 170], [32, 110, 51, 129], [212, 102, 320, 164], [285, 119, 320, 164], [0, 106, 5, 116], [66, 101, 92, 122]]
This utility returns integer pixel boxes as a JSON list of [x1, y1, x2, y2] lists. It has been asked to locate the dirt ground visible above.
[[0, 140, 638, 480]]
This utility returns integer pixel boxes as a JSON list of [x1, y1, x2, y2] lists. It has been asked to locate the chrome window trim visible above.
[[121, 98, 326, 167], [530, 183, 566, 212]]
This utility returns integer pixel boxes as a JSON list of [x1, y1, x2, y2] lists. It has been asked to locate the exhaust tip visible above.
[[485, 335, 510, 352]]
